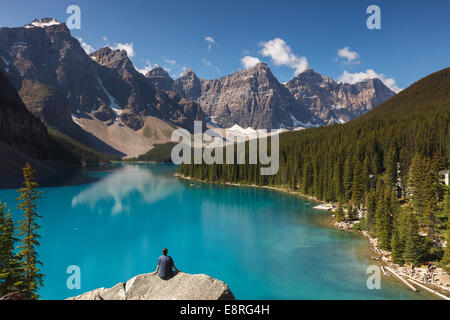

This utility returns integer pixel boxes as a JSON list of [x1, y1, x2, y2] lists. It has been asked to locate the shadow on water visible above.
[[1, 163, 177, 189]]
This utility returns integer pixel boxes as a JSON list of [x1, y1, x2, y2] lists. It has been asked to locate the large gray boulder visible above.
[[67, 273, 235, 300]]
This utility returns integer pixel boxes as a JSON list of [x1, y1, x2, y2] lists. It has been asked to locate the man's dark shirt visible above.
[[157, 255, 174, 279]]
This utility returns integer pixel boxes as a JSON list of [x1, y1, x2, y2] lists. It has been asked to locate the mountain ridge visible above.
[[147, 62, 395, 129], [1, 17, 395, 158]]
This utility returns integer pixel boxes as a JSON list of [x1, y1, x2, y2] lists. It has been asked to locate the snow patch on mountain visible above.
[[289, 113, 320, 129], [24, 18, 61, 29], [330, 104, 345, 110], [95, 75, 124, 118], [1, 56, 10, 66]]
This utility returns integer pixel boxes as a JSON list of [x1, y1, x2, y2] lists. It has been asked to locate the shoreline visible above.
[[175, 173, 450, 300]]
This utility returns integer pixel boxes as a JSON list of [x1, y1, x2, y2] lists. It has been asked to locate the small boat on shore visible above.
[[313, 204, 333, 211]]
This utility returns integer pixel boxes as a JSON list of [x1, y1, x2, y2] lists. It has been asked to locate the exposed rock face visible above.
[[0, 18, 205, 157], [68, 273, 235, 300], [285, 68, 395, 124], [146, 66, 174, 91], [152, 63, 395, 129], [90, 47, 205, 133], [174, 68, 203, 100], [181, 63, 314, 129]]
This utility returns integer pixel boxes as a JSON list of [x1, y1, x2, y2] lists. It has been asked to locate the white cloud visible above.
[[164, 58, 176, 65], [338, 69, 402, 92], [182, 66, 187, 72], [136, 60, 154, 75], [77, 37, 94, 54], [337, 46, 360, 64], [259, 38, 309, 75], [241, 56, 261, 69], [205, 36, 217, 52], [112, 42, 135, 58], [201, 58, 212, 67]]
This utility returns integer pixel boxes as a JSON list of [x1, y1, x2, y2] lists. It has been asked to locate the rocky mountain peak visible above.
[[242, 62, 272, 76], [287, 68, 334, 87], [181, 68, 198, 79], [145, 67, 174, 91], [25, 18, 64, 28], [146, 66, 171, 79], [230, 62, 281, 90], [90, 47, 133, 70], [285, 67, 395, 125], [174, 68, 202, 99], [252, 62, 270, 70], [362, 77, 390, 89]]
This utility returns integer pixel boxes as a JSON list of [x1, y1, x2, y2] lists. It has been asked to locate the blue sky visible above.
[[1, 0, 449, 90]]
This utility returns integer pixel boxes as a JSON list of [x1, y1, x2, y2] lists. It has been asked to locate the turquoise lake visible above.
[[0, 164, 433, 299]]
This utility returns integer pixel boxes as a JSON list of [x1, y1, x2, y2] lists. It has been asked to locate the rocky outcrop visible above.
[[68, 273, 235, 300]]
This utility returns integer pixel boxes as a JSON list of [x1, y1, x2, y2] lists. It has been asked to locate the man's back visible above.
[[157, 255, 174, 280]]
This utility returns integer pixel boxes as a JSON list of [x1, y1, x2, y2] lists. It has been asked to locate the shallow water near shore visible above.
[[0, 164, 435, 299]]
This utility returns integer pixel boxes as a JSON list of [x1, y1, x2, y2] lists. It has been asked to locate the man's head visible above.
[[162, 248, 168, 256]]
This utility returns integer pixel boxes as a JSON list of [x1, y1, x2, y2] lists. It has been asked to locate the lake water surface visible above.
[[0, 164, 433, 299]]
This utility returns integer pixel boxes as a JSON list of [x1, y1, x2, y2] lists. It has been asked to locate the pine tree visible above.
[[407, 153, 427, 222], [430, 153, 445, 202], [16, 163, 44, 300], [375, 190, 394, 250], [366, 191, 377, 236], [0, 202, 23, 296], [391, 222, 405, 265], [403, 211, 422, 264], [441, 192, 450, 272], [333, 159, 343, 202], [398, 147, 411, 199], [335, 204, 345, 222], [343, 158, 353, 202], [301, 161, 312, 195], [424, 197, 440, 241], [423, 155, 445, 240], [351, 160, 364, 208], [385, 148, 398, 189], [361, 157, 370, 195]]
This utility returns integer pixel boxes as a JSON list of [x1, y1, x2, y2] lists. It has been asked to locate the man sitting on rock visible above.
[[152, 248, 181, 280]]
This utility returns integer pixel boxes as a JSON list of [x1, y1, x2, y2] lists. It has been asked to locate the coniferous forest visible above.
[[179, 67, 450, 269]]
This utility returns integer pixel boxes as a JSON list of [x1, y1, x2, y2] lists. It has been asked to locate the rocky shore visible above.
[[68, 272, 235, 300], [335, 222, 450, 300]]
